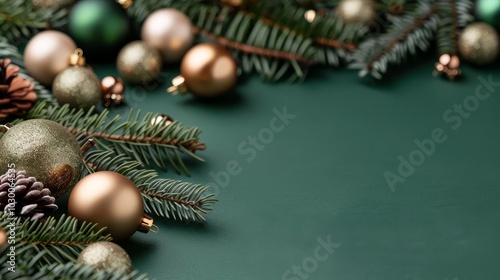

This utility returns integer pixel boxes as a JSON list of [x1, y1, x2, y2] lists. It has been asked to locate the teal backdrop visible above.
[[82, 59, 500, 280]]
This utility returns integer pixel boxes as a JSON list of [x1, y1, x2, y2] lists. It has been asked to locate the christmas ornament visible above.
[[117, 41, 162, 85], [221, 0, 245, 7], [335, 0, 377, 25], [150, 114, 174, 127], [24, 30, 77, 86], [52, 49, 101, 110], [101, 76, 125, 108], [0, 119, 83, 198], [77, 242, 132, 273], [434, 54, 461, 80], [0, 227, 6, 248], [476, 0, 500, 31], [32, 0, 74, 9], [141, 8, 194, 63], [458, 23, 500, 65], [68, 171, 155, 241], [0, 59, 37, 119], [68, 0, 130, 54], [0, 170, 58, 221], [168, 43, 238, 98]]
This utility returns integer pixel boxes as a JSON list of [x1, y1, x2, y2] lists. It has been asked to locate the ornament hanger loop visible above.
[[0, 124, 11, 134], [150, 224, 160, 234], [69, 48, 86, 66]]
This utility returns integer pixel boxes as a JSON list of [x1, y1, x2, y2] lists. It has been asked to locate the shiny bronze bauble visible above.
[[179, 43, 238, 98], [68, 171, 151, 241], [101, 76, 125, 107], [0, 119, 82, 197]]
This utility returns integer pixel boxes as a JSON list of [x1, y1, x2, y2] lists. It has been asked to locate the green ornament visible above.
[[0, 120, 82, 198], [476, 0, 500, 31], [68, 0, 129, 54]]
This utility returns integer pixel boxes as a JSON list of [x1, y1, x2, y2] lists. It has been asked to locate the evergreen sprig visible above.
[[0, 0, 67, 45], [436, 0, 474, 55], [23, 102, 206, 175], [83, 149, 217, 222], [349, 1, 439, 79], [0, 212, 111, 268]]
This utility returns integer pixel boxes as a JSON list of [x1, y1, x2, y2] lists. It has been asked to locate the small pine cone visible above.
[[0, 59, 38, 119], [0, 170, 58, 221]]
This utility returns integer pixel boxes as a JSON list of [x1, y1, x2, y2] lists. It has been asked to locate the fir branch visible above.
[[436, 0, 474, 55], [28, 263, 150, 280], [0, 36, 57, 106], [0, 212, 111, 267], [0, 0, 67, 45], [82, 149, 218, 222], [349, 1, 439, 79], [23, 102, 206, 175]]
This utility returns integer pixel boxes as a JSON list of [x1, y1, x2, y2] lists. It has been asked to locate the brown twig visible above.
[[367, 5, 438, 70], [194, 27, 315, 65], [67, 128, 206, 152]]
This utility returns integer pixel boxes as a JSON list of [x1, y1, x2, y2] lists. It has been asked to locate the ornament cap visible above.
[[167, 75, 188, 95], [68, 48, 86, 66], [138, 214, 158, 233], [117, 0, 132, 9]]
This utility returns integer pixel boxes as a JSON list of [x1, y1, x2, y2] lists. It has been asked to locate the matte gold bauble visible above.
[[53, 50, 101, 110], [68, 171, 154, 241], [0, 119, 82, 198], [117, 41, 162, 85], [335, 0, 377, 25], [169, 43, 237, 98], [77, 242, 132, 273], [458, 23, 500, 65], [141, 8, 194, 63], [24, 31, 77, 86]]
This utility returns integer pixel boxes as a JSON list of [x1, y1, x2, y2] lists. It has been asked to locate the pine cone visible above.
[[0, 59, 37, 119], [0, 170, 58, 221]]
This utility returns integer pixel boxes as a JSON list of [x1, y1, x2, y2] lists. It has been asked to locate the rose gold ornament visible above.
[[141, 8, 194, 63], [68, 171, 155, 241], [101, 76, 125, 107], [168, 43, 238, 98], [24, 30, 77, 86], [434, 54, 461, 80], [0, 227, 7, 248]]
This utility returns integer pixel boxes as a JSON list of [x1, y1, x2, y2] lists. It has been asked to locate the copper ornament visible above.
[[101, 76, 125, 107], [434, 54, 461, 80]]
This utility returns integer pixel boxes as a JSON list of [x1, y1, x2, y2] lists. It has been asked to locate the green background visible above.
[[90, 59, 500, 280]]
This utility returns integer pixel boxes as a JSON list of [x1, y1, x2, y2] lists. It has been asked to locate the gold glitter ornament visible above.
[[77, 242, 132, 273], [117, 41, 162, 85], [52, 49, 101, 110], [0, 119, 82, 198], [335, 0, 377, 25], [458, 23, 500, 65]]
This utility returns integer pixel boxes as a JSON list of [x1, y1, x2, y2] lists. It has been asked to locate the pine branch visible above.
[[0, 212, 111, 268], [436, 0, 474, 55], [22, 102, 206, 175], [349, 1, 439, 79], [0, 0, 67, 45], [0, 36, 57, 106], [82, 149, 218, 222], [13, 263, 150, 280]]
